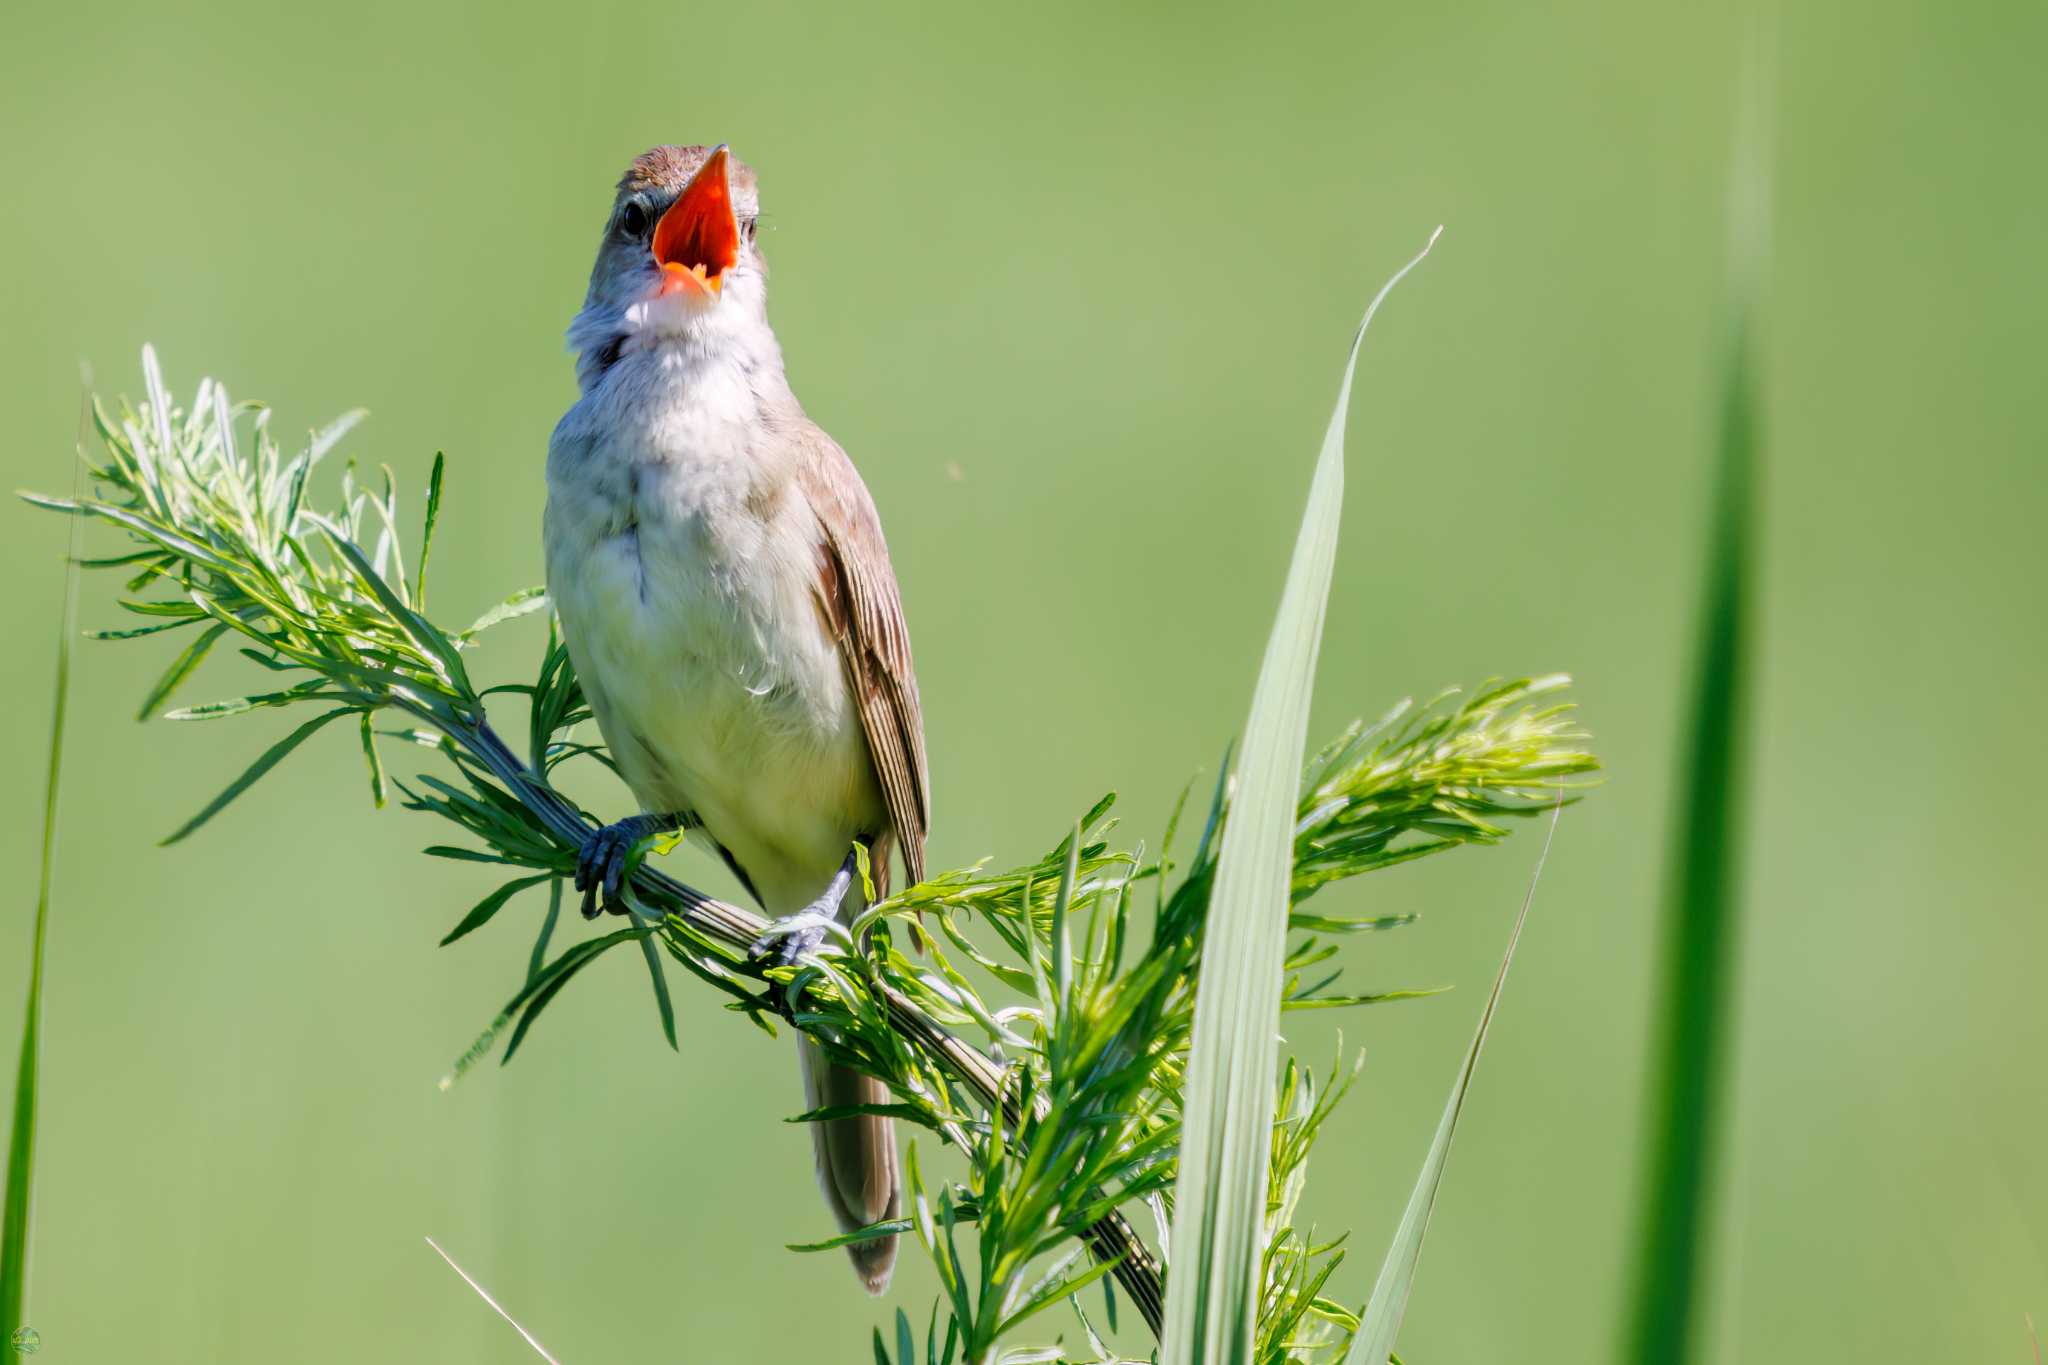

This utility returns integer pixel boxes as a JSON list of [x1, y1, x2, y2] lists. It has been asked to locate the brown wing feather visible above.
[[801, 432, 930, 888]]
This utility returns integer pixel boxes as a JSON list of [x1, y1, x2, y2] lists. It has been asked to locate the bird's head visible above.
[[570, 144, 769, 373]]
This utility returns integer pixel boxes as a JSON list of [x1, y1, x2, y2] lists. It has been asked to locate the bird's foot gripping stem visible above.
[[575, 813, 683, 919], [749, 844, 864, 967]]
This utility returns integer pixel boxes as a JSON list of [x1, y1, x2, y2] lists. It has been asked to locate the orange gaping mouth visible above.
[[652, 145, 739, 298]]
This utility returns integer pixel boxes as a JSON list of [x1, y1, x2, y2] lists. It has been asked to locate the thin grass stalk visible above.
[[2, 375, 90, 1342], [1344, 796, 1562, 1364], [426, 1237, 562, 1364]]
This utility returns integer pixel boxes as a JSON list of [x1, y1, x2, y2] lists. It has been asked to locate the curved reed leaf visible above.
[[1162, 229, 1440, 1365]]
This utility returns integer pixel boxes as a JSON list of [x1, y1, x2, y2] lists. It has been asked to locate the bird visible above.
[[542, 143, 927, 1294]]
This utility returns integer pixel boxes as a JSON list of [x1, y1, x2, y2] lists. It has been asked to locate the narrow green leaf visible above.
[[135, 619, 228, 720], [160, 706, 357, 845], [85, 619, 200, 640], [500, 927, 646, 1063], [618, 886, 679, 1050], [421, 845, 523, 865], [359, 711, 387, 808], [416, 452, 445, 609], [1186, 739, 1233, 877], [785, 1102, 934, 1126], [997, 1253, 1126, 1338], [1621, 37, 1767, 1364], [163, 682, 331, 721], [526, 880, 563, 984], [70, 548, 165, 570], [1344, 798, 1561, 1365], [1020, 874, 1049, 1013], [1280, 988, 1444, 1011], [440, 873, 552, 947], [1289, 912, 1417, 935], [1050, 820, 1080, 1027], [637, 925, 678, 1050], [319, 528, 472, 694], [1163, 229, 1439, 1365], [29, 496, 238, 578], [304, 408, 367, 469], [457, 585, 549, 641], [789, 1217, 919, 1254], [114, 597, 207, 619]]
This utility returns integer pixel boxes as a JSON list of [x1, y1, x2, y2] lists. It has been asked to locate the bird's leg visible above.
[[575, 812, 686, 919], [750, 841, 868, 967]]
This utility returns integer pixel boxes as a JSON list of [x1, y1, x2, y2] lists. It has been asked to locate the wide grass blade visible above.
[[4, 376, 90, 1342], [1619, 34, 1769, 1365], [1345, 798, 1561, 1365], [1161, 229, 1439, 1365]]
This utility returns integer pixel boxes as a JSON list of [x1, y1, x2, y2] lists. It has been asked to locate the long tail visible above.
[[799, 1039, 900, 1292], [798, 841, 900, 1293]]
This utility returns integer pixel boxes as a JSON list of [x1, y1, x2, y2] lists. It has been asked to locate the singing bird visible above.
[[543, 144, 926, 1293]]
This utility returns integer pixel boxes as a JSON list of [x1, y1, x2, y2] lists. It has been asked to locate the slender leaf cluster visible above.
[[34, 352, 1597, 1363]]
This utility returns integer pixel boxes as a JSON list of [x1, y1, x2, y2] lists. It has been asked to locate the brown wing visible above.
[[801, 431, 930, 890]]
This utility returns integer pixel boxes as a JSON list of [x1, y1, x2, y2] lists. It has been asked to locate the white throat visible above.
[[567, 272, 779, 395]]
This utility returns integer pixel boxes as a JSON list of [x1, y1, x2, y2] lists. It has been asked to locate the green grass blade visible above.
[[1620, 35, 1768, 1364], [4, 375, 90, 1342], [1162, 228, 1439, 1365], [1345, 798, 1560, 1365]]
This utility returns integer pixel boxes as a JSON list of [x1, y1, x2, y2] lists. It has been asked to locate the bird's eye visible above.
[[741, 216, 758, 243], [615, 198, 652, 238]]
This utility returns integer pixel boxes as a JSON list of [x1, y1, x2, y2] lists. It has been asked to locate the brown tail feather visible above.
[[800, 1038, 900, 1292], [798, 832, 900, 1292]]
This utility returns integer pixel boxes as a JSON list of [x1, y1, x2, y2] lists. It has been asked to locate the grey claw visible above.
[[779, 924, 828, 966], [749, 912, 837, 967]]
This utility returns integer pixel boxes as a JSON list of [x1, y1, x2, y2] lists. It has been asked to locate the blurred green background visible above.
[[3, 0, 2043, 1360]]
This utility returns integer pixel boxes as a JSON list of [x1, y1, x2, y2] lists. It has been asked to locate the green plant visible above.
[[30, 253, 1596, 1361], [1620, 35, 1770, 1364]]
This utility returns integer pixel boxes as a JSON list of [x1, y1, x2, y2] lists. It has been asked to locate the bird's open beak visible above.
[[652, 145, 739, 298]]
